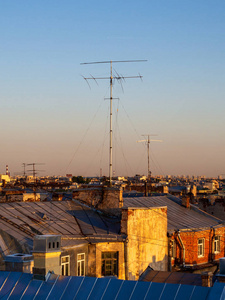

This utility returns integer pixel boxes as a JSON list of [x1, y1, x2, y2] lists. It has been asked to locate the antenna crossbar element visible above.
[[80, 60, 147, 65], [81, 59, 147, 186], [82, 75, 143, 80]]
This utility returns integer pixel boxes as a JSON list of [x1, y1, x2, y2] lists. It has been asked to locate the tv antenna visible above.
[[81, 59, 147, 186], [27, 163, 45, 182], [22, 163, 26, 177], [137, 135, 162, 180]]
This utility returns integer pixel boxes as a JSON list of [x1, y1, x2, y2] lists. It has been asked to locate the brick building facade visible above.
[[170, 226, 225, 270]]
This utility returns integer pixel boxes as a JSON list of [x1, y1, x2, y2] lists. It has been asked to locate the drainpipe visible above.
[[211, 227, 215, 262], [168, 235, 173, 272], [124, 237, 129, 280], [177, 230, 185, 267]]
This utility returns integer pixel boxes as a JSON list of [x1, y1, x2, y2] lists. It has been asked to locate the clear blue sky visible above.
[[0, 1, 224, 177]]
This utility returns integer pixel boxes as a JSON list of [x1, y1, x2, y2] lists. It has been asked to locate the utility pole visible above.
[[81, 59, 146, 186]]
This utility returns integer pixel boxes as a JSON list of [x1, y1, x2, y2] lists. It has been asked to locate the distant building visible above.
[[0, 174, 10, 186]]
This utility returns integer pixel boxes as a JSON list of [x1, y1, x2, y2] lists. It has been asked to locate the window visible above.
[[101, 252, 118, 277], [77, 253, 85, 276], [214, 236, 220, 253], [61, 255, 70, 276], [198, 238, 205, 257]]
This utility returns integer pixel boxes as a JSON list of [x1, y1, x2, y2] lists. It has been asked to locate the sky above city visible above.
[[0, 1, 224, 178]]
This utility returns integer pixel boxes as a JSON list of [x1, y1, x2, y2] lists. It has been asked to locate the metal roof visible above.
[[123, 196, 225, 232], [0, 200, 121, 253], [0, 271, 224, 300], [139, 267, 210, 286]]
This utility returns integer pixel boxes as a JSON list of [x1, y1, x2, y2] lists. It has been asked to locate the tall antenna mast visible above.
[[81, 59, 147, 186]]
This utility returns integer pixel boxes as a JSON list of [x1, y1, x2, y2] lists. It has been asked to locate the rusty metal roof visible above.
[[123, 195, 225, 232], [0, 200, 121, 253]]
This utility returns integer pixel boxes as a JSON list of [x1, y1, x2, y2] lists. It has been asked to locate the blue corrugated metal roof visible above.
[[0, 271, 224, 299]]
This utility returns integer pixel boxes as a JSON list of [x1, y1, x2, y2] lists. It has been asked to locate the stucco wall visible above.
[[61, 244, 88, 276], [121, 207, 168, 280], [88, 242, 125, 279]]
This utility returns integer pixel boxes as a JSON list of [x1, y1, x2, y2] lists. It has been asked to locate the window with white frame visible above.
[[198, 238, 205, 257], [77, 253, 85, 276], [214, 236, 220, 253], [61, 255, 70, 276]]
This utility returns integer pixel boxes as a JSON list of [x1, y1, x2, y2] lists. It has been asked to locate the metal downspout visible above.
[[211, 227, 215, 262], [124, 238, 129, 280], [177, 230, 185, 267]]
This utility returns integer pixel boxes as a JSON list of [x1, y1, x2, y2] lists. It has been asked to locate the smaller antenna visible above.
[[137, 135, 162, 180], [22, 163, 26, 177]]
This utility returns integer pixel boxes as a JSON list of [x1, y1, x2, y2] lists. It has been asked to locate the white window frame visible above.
[[61, 255, 70, 276], [198, 238, 205, 257], [77, 253, 85, 276], [214, 236, 220, 253]]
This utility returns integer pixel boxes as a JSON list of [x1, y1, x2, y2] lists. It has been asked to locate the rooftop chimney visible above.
[[5, 253, 33, 273], [201, 271, 213, 287], [32, 235, 61, 280], [216, 257, 225, 283], [182, 196, 190, 208]]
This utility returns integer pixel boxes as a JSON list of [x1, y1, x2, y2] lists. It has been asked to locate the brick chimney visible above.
[[182, 196, 190, 208], [216, 257, 225, 283]]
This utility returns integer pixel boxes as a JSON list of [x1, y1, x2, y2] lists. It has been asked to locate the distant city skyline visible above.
[[0, 1, 224, 177]]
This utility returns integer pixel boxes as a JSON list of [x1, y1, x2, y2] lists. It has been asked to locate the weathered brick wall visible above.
[[172, 227, 225, 266], [121, 207, 168, 280], [73, 187, 123, 216]]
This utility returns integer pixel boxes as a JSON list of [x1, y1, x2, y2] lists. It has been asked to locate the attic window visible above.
[[53, 242, 55, 248], [57, 242, 59, 248], [49, 242, 51, 249]]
